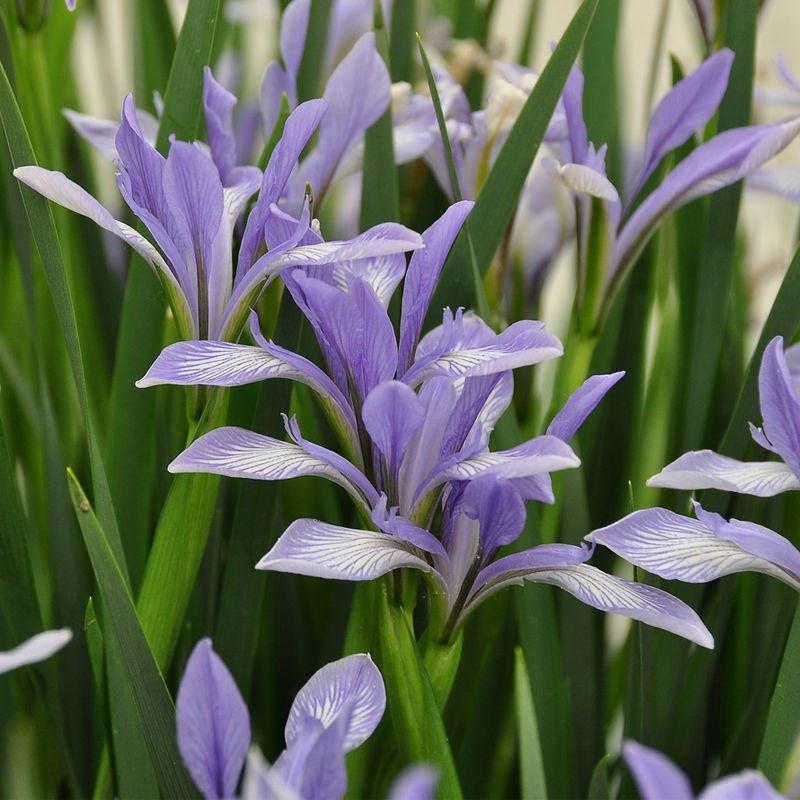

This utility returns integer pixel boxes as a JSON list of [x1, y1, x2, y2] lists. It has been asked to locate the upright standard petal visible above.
[[587, 506, 800, 589], [759, 336, 800, 478], [622, 741, 694, 800], [300, 33, 391, 200], [256, 519, 437, 582], [699, 771, 783, 800], [627, 49, 734, 204], [546, 372, 625, 442], [0, 629, 72, 675], [280, 0, 311, 80], [646, 450, 800, 496], [176, 638, 251, 800], [362, 381, 426, 474], [285, 654, 385, 753], [615, 117, 800, 273], [398, 201, 474, 374]]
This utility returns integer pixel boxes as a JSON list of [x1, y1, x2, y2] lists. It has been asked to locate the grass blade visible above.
[[68, 470, 198, 799], [514, 647, 547, 800], [432, 0, 599, 313], [680, 0, 757, 450]]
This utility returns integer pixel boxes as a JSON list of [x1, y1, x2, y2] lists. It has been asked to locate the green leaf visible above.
[[67, 470, 199, 799], [296, 0, 332, 102], [431, 0, 599, 314], [359, 1, 399, 230], [680, 0, 757, 451], [213, 297, 303, 691], [514, 647, 548, 800], [134, 0, 176, 110], [587, 755, 610, 800], [376, 584, 462, 799], [0, 57, 127, 581], [758, 601, 800, 789], [389, 0, 414, 82]]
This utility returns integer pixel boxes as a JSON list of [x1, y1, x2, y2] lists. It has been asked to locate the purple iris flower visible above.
[[15, 70, 421, 343], [141, 198, 712, 648], [176, 638, 432, 800], [588, 337, 800, 593], [649, 337, 800, 497], [548, 50, 800, 289], [622, 740, 782, 800]]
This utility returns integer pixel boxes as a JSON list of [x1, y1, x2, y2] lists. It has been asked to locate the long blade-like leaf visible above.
[[68, 470, 198, 799], [514, 647, 548, 800]]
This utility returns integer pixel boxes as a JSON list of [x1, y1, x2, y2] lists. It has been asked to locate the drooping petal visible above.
[[387, 765, 439, 800], [473, 553, 713, 647], [759, 336, 800, 478], [256, 519, 437, 581], [699, 771, 782, 800], [546, 372, 625, 442], [646, 450, 800, 496], [622, 741, 694, 800], [63, 107, 158, 159], [548, 160, 620, 203], [168, 427, 372, 508], [300, 33, 391, 200], [0, 628, 72, 675], [627, 48, 735, 204], [403, 320, 563, 387], [442, 435, 580, 482], [285, 654, 385, 753], [362, 381, 426, 474], [398, 201, 474, 374], [176, 638, 251, 800], [587, 507, 800, 588], [615, 117, 800, 273]]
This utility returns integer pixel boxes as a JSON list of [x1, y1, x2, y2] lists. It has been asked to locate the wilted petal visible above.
[[0, 628, 72, 675], [256, 519, 436, 581], [759, 336, 800, 478], [616, 117, 800, 273], [387, 765, 439, 800], [300, 33, 391, 199], [587, 506, 800, 588], [176, 638, 251, 800], [442, 435, 580, 482], [404, 320, 563, 387], [622, 741, 693, 800], [362, 381, 425, 473], [628, 48, 734, 204], [546, 372, 625, 442], [699, 771, 782, 800], [398, 201, 474, 374], [285, 654, 385, 753], [647, 450, 800, 496]]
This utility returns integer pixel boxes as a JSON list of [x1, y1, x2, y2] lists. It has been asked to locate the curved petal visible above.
[[404, 320, 563, 387], [546, 372, 625, 442], [0, 628, 72, 675], [256, 519, 437, 582], [285, 654, 385, 753], [362, 381, 425, 473], [587, 507, 800, 588], [622, 741, 693, 800], [442, 435, 580, 482], [647, 450, 800, 496], [176, 638, 251, 800], [280, 0, 311, 80], [628, 48, 734, 204], [759, 336, 800, 478], [699, 771, 782, 800]]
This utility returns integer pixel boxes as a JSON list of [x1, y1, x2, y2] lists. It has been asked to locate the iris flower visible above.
[[176, 638, 435, 800], [587, 337, 800, 592], [15, 72, 422, 343], [141, 199, 712, 649]]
